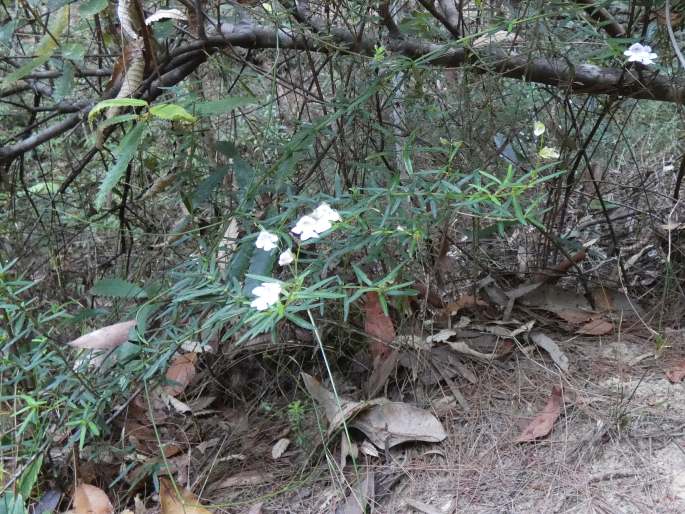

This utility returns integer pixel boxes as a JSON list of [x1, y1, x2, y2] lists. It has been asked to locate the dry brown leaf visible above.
[[271, 438, 290, 460], [577, 318, 613, 336], [73, 484, 113, 514], [554, 308, 592, 325], [529, 331, 569, 372], [335, 470, 374, 514], [216, 218, 240, 273], [446, 295, 488, 316], [359, 440, 379, 457], [160, 477, 212, 514], [364, 292, 395, 361], [68, 320, 136, 349], [213, 471, 273, 490], [666, 361, 685, 383], [515, 386, 562, 443], [145, 8, 186, 25], [352, 402, 447, 449], [165, 353, 197, 396]]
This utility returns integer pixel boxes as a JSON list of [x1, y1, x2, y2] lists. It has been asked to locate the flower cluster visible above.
[[291, 202, 341, 241], [624, 43, 658, 66], [249, 202, 341, 311]]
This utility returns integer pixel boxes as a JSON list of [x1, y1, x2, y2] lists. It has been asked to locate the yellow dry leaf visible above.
[[159, 477, 212, 514], [73, 484, 114, 514]]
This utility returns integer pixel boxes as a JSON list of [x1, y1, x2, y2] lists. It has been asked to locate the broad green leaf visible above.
[[90, 278, 147, 298], [95, 113, 138, 132], [0, 20, 18, 45], [149, 103, 196, 123], [0, 492, 27, 514], [88, 98, 148, 124], [18, 455, 42, 499], [95, 123, 147, 209], [28, 181, 59, 194], [2, 7, 70, 85], [79, 0, 108, 16], [243, 246, 277, 298], [192, 166, 229, 205], [53, 62, 74, 101], [195, 97, 258, 116], [61, 42, 86, 62]]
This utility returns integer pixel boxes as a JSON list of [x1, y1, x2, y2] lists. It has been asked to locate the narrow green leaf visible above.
[[79, 0, 108, 16], [95, 123, 146, 209], [2, 6, 69, 85], [88, 98, 148, 124], [149, 103, 196, 123], [90, 278, 147, 298], [195, 97, 257, 116], [53, 62, 74, 101]]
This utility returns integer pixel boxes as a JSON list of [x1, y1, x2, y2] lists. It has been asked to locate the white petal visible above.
[[255, 230, 278, 251], [533, 121, 545, 137], [278, 249, 294, 266], [312, 202, 341, 222], [250, 296, 270, 311]]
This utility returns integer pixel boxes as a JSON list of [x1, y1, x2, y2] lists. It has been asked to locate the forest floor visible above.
[[257, 334, 685, 513], [115, 324, 685, 514]]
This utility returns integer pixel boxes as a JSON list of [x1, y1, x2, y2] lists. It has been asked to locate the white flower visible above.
[[397, 225, 406, 232], [533, 121, 545, 137], [312, 202, 341, 223], [291, 202, 341, 241], [538, 146, 560, 160], [292, 215, 322, 241], [255, 230, 278, 251], [624, 43, 658, 65], [278, 248, 294, 266], [250, 282, 282, 311]]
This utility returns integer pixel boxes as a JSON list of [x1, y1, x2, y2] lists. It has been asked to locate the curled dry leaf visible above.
[[446, 295, 488, 316], [159, 477, 212, 514], [271, 438, 290, 459], [145, 8, 186, 25], [529, 331, 569, 372], [73, 484, 113, 514], [359, 440, 379, 458], [666, 361, 685, 383], [68, 320, 136, 349], [165, 352, 197, 396], [577, 318, 613, 336], [515, 386, 563, 443], [335, 470, 374, 514], [353, 402, 447, 449], [301, 373, 446, 448]]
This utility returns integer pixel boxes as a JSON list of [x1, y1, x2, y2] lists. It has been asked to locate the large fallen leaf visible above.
[[364, 292, 395, 361], [529, 332, 569, 372], [68, 320, 136, 349], [577, 318, 613, 336], [165, 353, 197, 396], [302, 373, 446, 447], [353, 402, 447, 448], [160, 477, 212, 514], [515, 386, 562, 443], [73, 484, 113, 514]]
